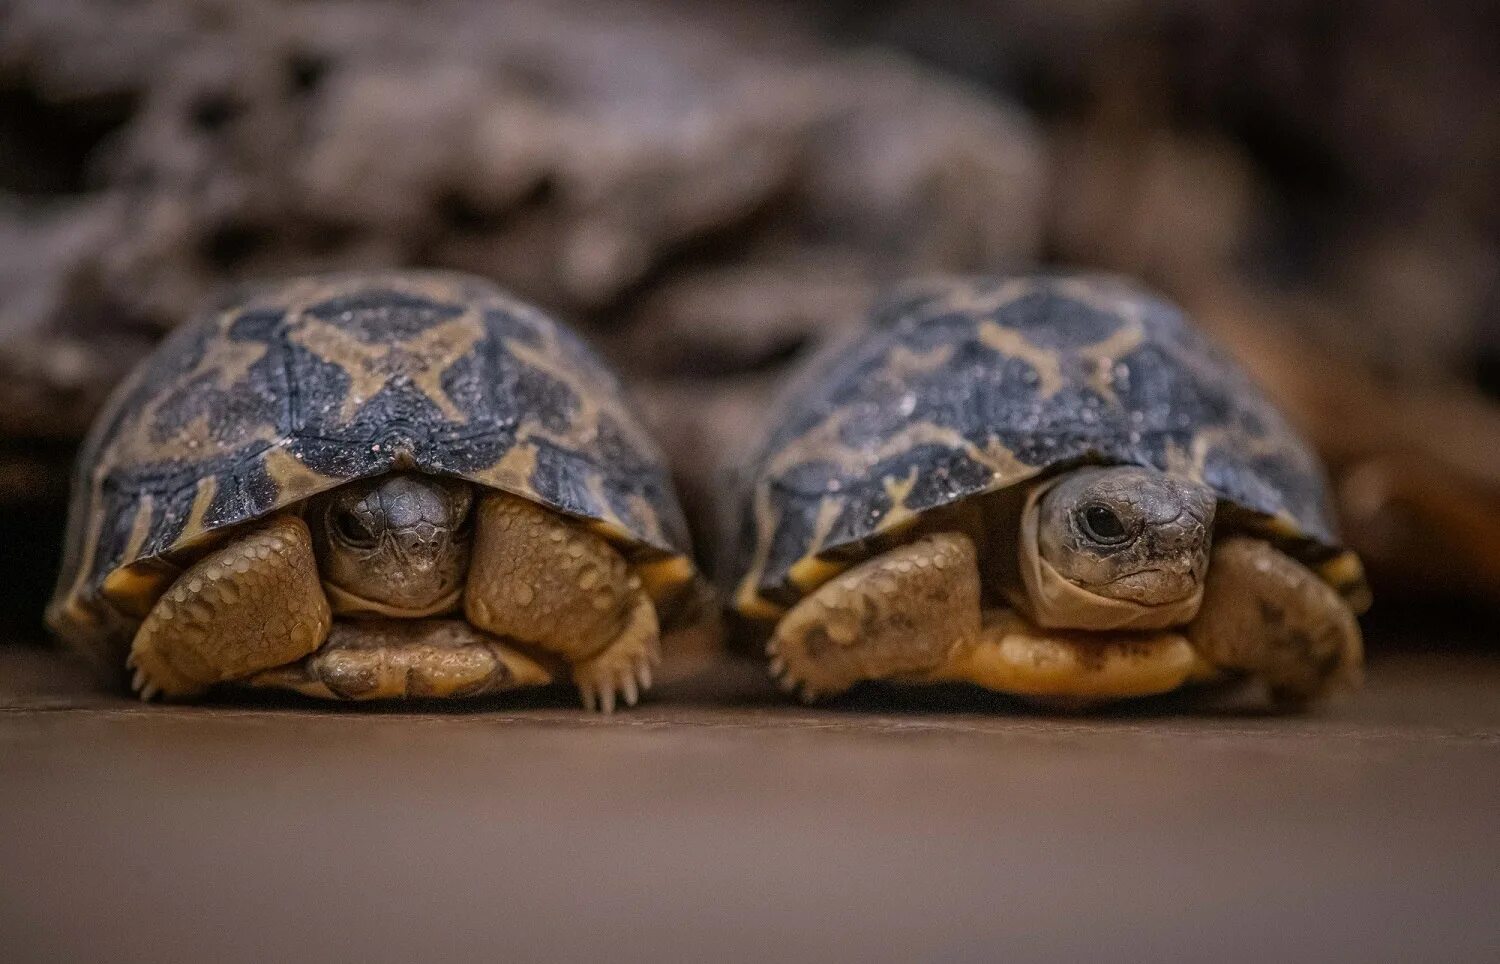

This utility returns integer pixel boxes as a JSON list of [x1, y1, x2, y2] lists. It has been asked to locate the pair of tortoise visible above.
[[49, 271, 1368, 711]]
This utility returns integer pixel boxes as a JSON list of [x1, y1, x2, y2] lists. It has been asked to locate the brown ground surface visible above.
[[2, 643, 1498, 963]]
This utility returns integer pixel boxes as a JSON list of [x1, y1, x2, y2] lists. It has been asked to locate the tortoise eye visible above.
[[334, 510, 378, 547], [1078, 504, 1131, 545]]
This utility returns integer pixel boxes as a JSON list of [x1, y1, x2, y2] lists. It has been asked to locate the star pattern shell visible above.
[[729, 274, 1349, 616], [50, 271, 692, 649]]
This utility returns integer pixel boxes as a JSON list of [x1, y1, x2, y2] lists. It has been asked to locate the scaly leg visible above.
[[1186, 536, 1363, 705], [464, 492, 659, 712], [128, 515, 331, 699], [767, 533, 981, 701]]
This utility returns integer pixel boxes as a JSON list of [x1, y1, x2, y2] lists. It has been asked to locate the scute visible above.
[[729, 274, 1344, 614], [50, 271, 690, 648]]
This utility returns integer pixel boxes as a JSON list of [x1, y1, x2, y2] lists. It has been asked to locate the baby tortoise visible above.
[[727, 275, 1370, 708], [48, 271, 697, 711]]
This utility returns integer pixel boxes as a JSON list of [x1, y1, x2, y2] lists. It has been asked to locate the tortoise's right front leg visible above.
[[767, 533, 982, 701], [1186, 536, 1363, 705], [464, 492, 660, 713], [128, 515, 331, 699]]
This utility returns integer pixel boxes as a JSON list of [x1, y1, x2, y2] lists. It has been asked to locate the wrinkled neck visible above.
[[1009, 479, 1203, 631]]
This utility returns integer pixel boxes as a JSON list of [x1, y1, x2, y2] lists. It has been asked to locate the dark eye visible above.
[[334, 511, 377, 547], [1079, 504, 1130, 545]]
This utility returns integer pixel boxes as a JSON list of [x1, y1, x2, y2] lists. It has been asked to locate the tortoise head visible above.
[[310, 473, 474, 617], [1034, 465, 1216, 607]]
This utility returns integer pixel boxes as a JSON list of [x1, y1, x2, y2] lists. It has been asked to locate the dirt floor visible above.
[[2, 639, 1498, 963]]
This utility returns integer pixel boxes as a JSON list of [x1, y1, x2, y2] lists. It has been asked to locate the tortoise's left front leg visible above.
[[1186, 536, 1363, 705], [128, 515, 331, 699], [464, 492, 659, 712]]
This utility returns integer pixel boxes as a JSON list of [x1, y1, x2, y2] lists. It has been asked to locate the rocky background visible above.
[[1, 0, 1497, 637]]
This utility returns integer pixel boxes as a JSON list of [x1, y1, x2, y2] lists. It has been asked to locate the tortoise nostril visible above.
[[397, 523, 444, 556]]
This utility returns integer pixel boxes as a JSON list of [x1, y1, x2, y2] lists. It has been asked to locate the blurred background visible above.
[[1, 0, 1498, 643]]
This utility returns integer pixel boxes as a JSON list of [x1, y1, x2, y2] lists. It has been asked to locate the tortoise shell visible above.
[[50, 271, 693, 650], [729, 274, 1358, 617]]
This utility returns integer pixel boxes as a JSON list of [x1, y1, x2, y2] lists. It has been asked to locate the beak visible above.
[[393, 523, 447, 568]]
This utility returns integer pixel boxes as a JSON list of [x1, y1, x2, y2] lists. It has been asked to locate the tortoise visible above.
[[727, 274, 1370, 707], [47, 271, 697, 711]]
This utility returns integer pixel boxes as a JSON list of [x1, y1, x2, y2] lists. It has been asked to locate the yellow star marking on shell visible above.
[[100, 494, 181, 617], [582, 471, 663, 549], [177, 475, 219, 544], [624, 492, 667, 547], [1161, 439, 1197, 481], [170, 311, 271, 392], [915, 277, 1034, 320], [501, 320, 661, 460], [156, 447, 335, 563], [262, 446, 335, 507], [976, 437, 1032, 478], [288, 314, 485, 423], [880, 466, 922, 530], [977, 320, 1065, 398], [471, 440, 540, 497], [103, 319, 279, 468], [1077, 320, 1146, 406], [787, 496, 851, 592], [205, 335, 271, 391], [878, 343, 956, 386], [735, 485, 788, 620]]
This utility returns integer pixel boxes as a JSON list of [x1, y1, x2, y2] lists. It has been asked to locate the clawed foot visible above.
[[764, 534, 983, 704], [572, 595, 661, 713], [1187, 537, 1363, 705], [126, 650, 170, 702], [124, 515, 330, 703], [764, 636, 836, 704]]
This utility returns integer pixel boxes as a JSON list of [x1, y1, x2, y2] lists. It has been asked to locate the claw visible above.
[[776, 673, 799, 693], [636, 661, 653, 691], [799, 683, 819, 704], [139, 682, 161, 702], [598, 686, 617, 715], [579, 684, 597, 713], [765, 640, 779, 657], [131, 667, 146, 693], [768, 656, 787, 677], [621, 673, 640, 707]]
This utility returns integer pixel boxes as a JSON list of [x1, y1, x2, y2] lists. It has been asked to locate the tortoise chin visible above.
[[1091, 569, 1200, 607]]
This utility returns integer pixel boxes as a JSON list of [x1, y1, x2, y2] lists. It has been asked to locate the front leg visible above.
[[464, 492, 659, 712], [129, 515, 331, 699], [1186, 536, 1363, 705], [767, 533, 982, 701]]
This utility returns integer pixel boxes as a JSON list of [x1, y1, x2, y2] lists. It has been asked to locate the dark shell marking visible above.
[[52, 271, 690, 646], [731, 275, 1346, 615]]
